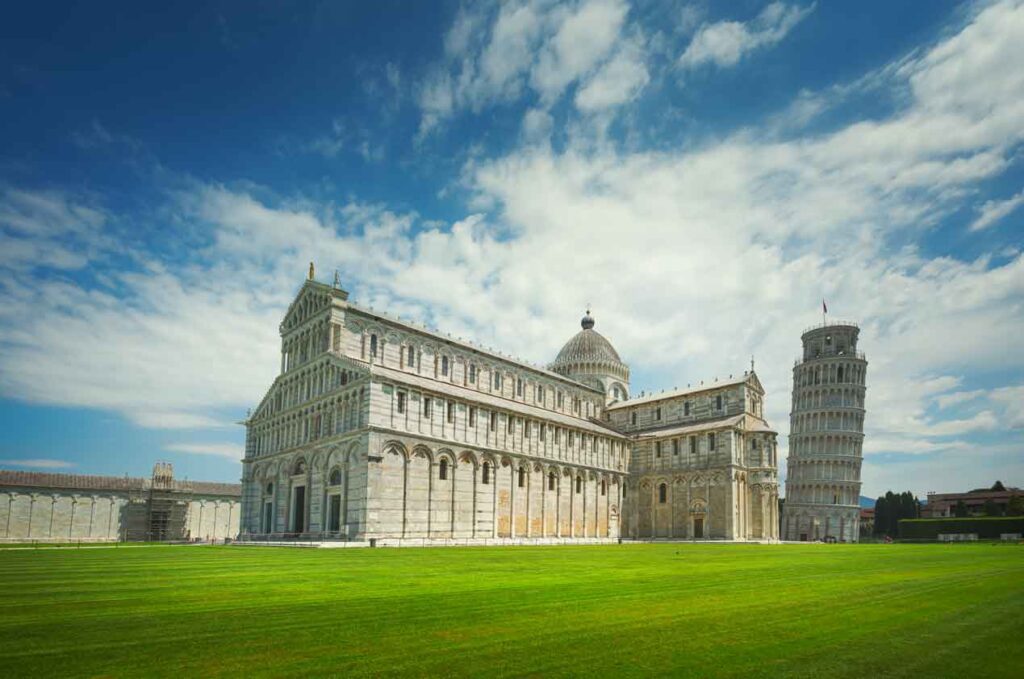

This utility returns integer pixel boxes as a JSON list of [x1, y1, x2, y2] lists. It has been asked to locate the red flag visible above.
[[823, 299, 828, 314]]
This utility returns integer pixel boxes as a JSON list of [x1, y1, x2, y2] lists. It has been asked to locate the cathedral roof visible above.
[[551, 312, 624, 368]]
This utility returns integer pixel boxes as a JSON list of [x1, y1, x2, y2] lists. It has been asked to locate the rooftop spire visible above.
[[581, 306, 595, 330], [308, 261, 315, 280]]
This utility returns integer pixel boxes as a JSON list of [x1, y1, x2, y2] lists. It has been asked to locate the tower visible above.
[[782, 321, 867, 542]]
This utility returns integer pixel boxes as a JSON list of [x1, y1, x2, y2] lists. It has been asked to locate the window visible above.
[[601, 480, 606, 496], [447, 401, 455, 424], [655, 441, 662, 458], [548, 472, 556, 490], [423, 398, 432, 417], [673, 439, 679, 456], [659, 483, 667, 503], [837, 366, 844, 382], [582, 436, 588, 452], [441, 356, 449, 376], [469, 364, 477, 383], [525, 421, 531, 438], [516, 378, 523, 396], [557, 392, 564, 408], [439, 458, 448, 480], [656, 407, 662, 421], [537, 385, 544, 402], [555, 428, 561, 445], [708, 432, 716, 451], [716, 395, 723, 410], [684, 401, 691, 416], [690, 436, 696, 456], [407, 345, 415, 367], [482, 462, 490, 484], [265, 482, 274, 495], [397, 392, 406, 414], [507, 416, 514, 434], [489, 412, 497, 431], [576, 476, 582, 494], [518, 466, 525, 488], [568, 432, 574, 448], [493, 372, 503, 390], [631, 412, 637, 425], [539, 424, 545, 442], [469, 407, 476, 427], [369, 334, 378, 358]]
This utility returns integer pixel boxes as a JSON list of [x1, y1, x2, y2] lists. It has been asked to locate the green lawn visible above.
[[0, 543, 1021, 677]]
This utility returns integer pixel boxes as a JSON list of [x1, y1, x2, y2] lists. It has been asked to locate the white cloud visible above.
[[679, 2, 814, 70], [0, 458, 75, 469], [970, 188, 1024, 231], [575, 36, 650, 112], [164, 443, 243, 461], [417, 0, 639, 133]]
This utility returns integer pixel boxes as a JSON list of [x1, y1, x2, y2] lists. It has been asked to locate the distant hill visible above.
[[859, 496, 875, 508]]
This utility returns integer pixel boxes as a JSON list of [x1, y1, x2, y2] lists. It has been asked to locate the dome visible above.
[[551, 312, 624, 369]]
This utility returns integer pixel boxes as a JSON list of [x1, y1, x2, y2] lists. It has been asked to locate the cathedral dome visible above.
[[549, 311, 630, 403], [553, 316, 622, 366]]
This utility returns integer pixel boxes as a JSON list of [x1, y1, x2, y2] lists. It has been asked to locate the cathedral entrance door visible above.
[[292, 486, 306, 533], [263, 502, 273, 533], [328, 494, 341, 533], [693, 517, 704, 539]]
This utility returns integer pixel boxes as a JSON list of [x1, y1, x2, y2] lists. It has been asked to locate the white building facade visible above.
[[240, 275, 779, 544], [782, 322, 868, 542]]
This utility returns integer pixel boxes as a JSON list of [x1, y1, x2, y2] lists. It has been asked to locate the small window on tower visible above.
[[656, 407, 662, 420]]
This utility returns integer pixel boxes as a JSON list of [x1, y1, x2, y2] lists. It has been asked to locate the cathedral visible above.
[[240, 272, 780, 544]]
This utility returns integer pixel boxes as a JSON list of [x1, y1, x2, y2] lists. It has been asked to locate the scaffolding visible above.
[[123, 463, 193, 542]]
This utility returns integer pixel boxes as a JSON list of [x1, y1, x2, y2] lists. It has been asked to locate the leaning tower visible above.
[[783, 321, 867, 542]]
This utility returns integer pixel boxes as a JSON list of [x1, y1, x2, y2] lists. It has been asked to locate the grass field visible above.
[[0, 543, 1021, 677]]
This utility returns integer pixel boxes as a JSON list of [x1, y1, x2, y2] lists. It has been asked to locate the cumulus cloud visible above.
[[679, 2, 814, 70]]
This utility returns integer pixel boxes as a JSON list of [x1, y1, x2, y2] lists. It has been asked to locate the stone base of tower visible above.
[[782, 504, 860, 542]]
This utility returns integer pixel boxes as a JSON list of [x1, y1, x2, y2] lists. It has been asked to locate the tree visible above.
[[1008, 495, 1024, 517], [992, 480, 1006, 492], [983, 499, 1001, 517], [873, 495, 887, 536], [954, 500, 968, 518]]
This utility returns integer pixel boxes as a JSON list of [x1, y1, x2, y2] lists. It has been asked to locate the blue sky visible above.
[[0, 0, 1021, 497]]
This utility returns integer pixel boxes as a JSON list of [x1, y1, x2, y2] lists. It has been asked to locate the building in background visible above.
[[0, 463, 240, 543], [239, 272, 778, 544], [921, 483, 1022, 517], [782, 321, 868, 542]]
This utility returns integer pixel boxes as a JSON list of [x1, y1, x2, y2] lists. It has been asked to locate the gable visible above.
[[280, 281, 346, 333]]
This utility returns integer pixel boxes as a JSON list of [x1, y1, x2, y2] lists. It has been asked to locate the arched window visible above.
[[265, 482, 274, 495], [631, 412, 637, 425], [329, 469, 341, 486], [469, 364, 477, 383], [518, 466, 525, 488], [407, 345, 415, 367], [659, 483, 667, 504], [441, 356, 449, 376], [439, 458, 448, 480], [548, 472, 555, 491], [601, 480, 606, 496], [576, 476, 582, 494], [482, 462, 490, 485], [369, 334, 378, 358]]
